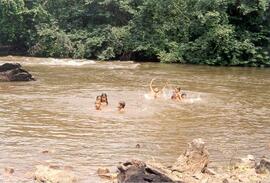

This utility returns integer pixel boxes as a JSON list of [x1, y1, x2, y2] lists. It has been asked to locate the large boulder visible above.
[[0, 63, 35, 81], [172, 138, 209, 174]]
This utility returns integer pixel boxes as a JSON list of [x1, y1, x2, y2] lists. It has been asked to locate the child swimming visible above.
[[171, 87, 182, 101], [181, 93, 187, 99], [100, 93, 108, 106], [149, 78, 168, 99], [117, 101, 126, 112], [95, 95, 102, 110]]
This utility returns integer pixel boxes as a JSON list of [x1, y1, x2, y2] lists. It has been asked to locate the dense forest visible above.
[[0, 0, 269, 66]]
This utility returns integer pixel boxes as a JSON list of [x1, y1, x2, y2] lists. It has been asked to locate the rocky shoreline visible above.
[[95, 139, 270, 183], [11, 139, 266, 183]]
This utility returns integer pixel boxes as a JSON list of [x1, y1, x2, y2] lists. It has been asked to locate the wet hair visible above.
[[176, 87, 181, 92], [101, 93, 108, 104], [101, 93, 107, 97], [96, 95, 101, 101], [181, 93, 187, 98], [119, 101, 126, 108]]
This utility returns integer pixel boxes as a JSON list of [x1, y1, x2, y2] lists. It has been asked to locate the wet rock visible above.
[[34, 165, 77, 183], [202, 167, 217, 175], [49, 165, 60, 169], [136, 144, 141, 148], [42, 150, 49, 154], [4, 167, 14, 175], [97, 167, 110, 175], [97, 168, 117, 180], [172, 138, 209, 174], [97, 167, 113, 179], [0, 63, 35, 81], [255, 158, 270, 174], [116, 160, 181, 183]]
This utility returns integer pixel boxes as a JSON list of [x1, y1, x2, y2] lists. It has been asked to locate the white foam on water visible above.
[[38, 58, 96, 66], [144, 90, 204, 104], [184, 97, 202, 104], [144, 93, 153, 100], [0, 57, 96, 66], [0, 57, 141, 69], [105, 63, 140, 70]]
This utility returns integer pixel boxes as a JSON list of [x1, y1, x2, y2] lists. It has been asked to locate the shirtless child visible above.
[[95, 96, 102, 110], [149, 78, 168, 99], [171, 87, 187, 101], [100, 93, 108, 106], [117, 101, 125, 112], [171, 87, 182, 101]]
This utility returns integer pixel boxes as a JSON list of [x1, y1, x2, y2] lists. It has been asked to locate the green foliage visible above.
[[0, 0, 269, 66], [0, 0, 25, 44], [29, 25, 73, 57]]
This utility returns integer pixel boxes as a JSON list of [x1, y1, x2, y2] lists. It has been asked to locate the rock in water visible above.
[[0, 63, 21, 72], [34, 165, 77, 183], [117, 160, 179, 183], [172, 138, 209, 174], [4, 167, 14, 175], [0, 63, 35, 81], [255, 158, 270, 174]]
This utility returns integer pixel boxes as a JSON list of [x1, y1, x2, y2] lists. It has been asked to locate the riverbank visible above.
[[0, 46, 27, 57], [96, 139, 270, 183], [3, 139, 270, 183], [0, 53, 269, 67]]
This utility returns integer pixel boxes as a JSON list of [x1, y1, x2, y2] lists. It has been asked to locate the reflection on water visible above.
[[0, 56, 270, 182]]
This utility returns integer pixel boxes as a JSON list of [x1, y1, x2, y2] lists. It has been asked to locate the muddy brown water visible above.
[[0, 56, 269, 182]]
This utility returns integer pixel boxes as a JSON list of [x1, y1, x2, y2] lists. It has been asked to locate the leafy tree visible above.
[[0, 0, 269, 66], [0, 0, 25, 44]]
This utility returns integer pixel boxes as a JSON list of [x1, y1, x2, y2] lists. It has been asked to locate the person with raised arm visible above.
[[149, 78, 168, 99]]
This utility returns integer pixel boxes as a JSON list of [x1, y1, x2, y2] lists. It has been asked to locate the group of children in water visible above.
[[94, 78, 187, 112], [95, 93, 126, 112]]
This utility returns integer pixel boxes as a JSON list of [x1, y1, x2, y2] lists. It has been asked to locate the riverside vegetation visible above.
[[0, 0, 270, 66]]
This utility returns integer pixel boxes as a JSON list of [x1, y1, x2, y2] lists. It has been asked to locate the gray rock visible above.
[[256, 158, 270, 174], [172, 138, 209, 174], [0, 63, 35, 81]]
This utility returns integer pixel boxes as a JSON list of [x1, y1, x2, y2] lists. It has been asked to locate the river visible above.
[[0, 56, 269, 182]]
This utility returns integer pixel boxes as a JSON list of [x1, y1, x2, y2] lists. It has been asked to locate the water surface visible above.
[[0, 56, 269, 182]]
